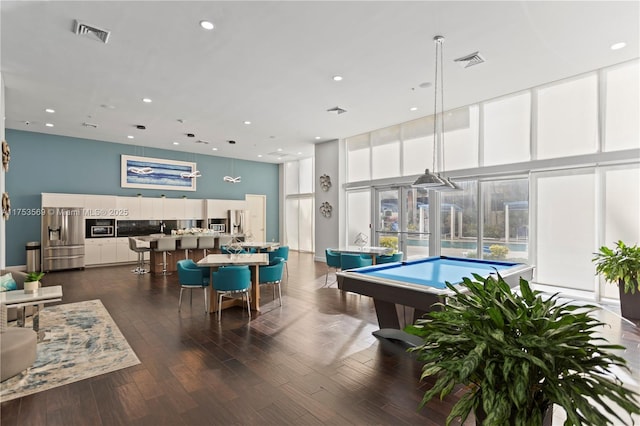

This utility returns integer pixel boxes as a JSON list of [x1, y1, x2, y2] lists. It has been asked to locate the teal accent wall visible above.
[[4, 129, 279, 266]]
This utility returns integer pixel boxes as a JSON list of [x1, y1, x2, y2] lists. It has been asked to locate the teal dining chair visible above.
[[375, 251, 403, 264], [258, 257, 285, 306], [212, 265, 252, 322], [176, 259, 210, 313], [270, 246, 289, 278], [325, 249, 342, 286], [340, 253, 373, 270]]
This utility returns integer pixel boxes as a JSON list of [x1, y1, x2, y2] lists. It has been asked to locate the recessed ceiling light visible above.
[[142, 98, 152, 103], [212, 147, 218, 151], [277, 157, 282, 160], [127, 135, 134, 139], [243, 121, 251, 125], [410, 107, 418, 111], [610, 42, 626, 50], [277, 148, 283, 152], [297, 152, 302, 155], [173, 142, 180, 145], [257, 154, 263, 158], [45, 123, 54, 127], [315, 136, 321, 140], [200, 20, 214, 30], [45, 108, 55, 113], [332, 75, 343, 81]]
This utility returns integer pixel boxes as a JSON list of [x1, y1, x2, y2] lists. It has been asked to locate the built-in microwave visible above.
[[86, 219, 116, 238], [209, 223, 225, 232], [91, 225, 114, 237]]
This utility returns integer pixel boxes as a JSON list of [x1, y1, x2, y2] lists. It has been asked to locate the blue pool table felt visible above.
[[355, 256, 519, 290]]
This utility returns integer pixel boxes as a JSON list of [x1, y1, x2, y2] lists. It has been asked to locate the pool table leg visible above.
[[372, 299, 401, 329]]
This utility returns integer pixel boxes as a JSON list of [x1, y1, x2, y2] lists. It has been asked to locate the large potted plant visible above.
[[406, 274, 640, 425], [593, 240, 640, 321]]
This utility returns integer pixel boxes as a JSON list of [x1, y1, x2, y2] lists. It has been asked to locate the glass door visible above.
[[402, 186, 430, 258], [375, 186, 430, 259]]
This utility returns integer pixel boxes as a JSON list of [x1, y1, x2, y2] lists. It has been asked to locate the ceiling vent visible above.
[[454, 52, 485, 68], [74, 20, 111, 44], [266, 151, 292, 158], [195, 140, 209, 144], [82, 122, 98, 128], [326, 106, 347, 115]]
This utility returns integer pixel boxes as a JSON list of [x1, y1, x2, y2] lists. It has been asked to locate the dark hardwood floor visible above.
[[2, 252, 639, 425]]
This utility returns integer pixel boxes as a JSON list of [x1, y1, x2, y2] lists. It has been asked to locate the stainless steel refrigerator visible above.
[[41, 207, 85, 271], [228, 209, 249, 236]]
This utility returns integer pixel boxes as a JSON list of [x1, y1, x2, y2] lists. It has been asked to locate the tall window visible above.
[[441, 106, 479, 171], [402, 116, 434, 176], [534, 169, 596, 291], [346, 190, 371, 246], [537, 74, 598, 159], [440, 180, 478, 258], [371, 126, 400, 179], [604, 60, 640, 151], [284, 158, 314, 252], [483, 92, 531, 166], [346, 134, 370, 182], [481, 179, 529, 263]]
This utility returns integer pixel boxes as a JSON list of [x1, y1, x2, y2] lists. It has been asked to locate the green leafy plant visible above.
[[406, 274, 640, 426], [25, 271, 45, 282], [379, 236, 398, 253], [489, 244, 509, 259], [593, 240, 640, 294]]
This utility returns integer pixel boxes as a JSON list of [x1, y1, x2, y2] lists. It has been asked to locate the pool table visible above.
[[336, 256, 534, 344]]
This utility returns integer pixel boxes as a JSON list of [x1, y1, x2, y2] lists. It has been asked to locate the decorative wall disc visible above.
[[2, 192, 10, 220], [319, 174, 332, 192], [320, 201, 333, 218], [2, 140, 10, 172]]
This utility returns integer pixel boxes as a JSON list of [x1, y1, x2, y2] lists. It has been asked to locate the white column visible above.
[[505, 204, 510, 243]]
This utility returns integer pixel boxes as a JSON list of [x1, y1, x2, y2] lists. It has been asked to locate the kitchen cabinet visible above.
[[41, 193, 84, 208], [84, 195, 118, 218], [116, 196, 142, 220], [116, 237, 137, 263], [205, 199, 246, 219], [184, 199, 204, 220], [163, 198, 184, 220], [140, 198, 164, 220], [85, 238, 118, 265]]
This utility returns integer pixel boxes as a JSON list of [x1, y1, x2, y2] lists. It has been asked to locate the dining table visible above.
[[238, 241, 280, 251], [197, 253, 269, 313], [328, 246, 393, 265]]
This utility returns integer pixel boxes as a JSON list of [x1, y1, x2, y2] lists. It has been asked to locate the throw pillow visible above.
[[0, 272, 17, 291]]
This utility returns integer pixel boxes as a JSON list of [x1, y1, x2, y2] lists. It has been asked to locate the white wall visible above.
[[1, 72, 5, 269], [314, 140, 339, 261]]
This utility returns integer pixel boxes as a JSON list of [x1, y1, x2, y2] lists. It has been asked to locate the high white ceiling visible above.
[[2, 1, 638, 163]]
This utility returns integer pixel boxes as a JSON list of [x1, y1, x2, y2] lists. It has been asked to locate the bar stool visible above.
[[179, 236, 199, 260], [129, 237, 150, 274], [154, 237, 176, 275], [198, 236, 216, 257]]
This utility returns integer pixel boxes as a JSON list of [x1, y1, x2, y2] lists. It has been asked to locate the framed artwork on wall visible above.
[[121, 155, 197, 191]]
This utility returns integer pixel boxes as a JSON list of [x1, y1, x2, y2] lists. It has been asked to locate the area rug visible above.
[[1, 299, 140, 402]]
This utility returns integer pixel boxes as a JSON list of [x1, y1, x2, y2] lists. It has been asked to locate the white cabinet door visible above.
[[84, 195, 118, 218], [117, 197, 141, 220], [116, 237, 133, 262], [85, 239, 102, 265], [163, 198, 184, 220], [184, 199, 204, 220], [141, 198, 164, 220], [85, 238, 118, 264], [101, 239, 118, 264], [42, 193, 84, 208]]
